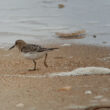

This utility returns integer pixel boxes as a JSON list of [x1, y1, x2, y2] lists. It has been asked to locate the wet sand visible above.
[[0, 44, 110, 110]]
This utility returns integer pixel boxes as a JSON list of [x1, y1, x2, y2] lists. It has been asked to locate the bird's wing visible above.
[[21, 44, 48, 53]]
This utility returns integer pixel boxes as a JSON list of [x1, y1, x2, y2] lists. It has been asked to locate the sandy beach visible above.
[[0, 44, 110, 110], [1, 44, 110, 74], [0, 0, 110, 109]]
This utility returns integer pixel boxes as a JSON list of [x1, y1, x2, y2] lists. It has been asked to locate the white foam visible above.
[[50, 67, 110, 77], [0, 67, 110, 78], [61, 44, 71, 46], [1, 74, 46, 78], [66, 104, 87, 109]]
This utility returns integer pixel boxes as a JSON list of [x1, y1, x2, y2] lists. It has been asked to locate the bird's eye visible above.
[[15, 42, 17, 45]]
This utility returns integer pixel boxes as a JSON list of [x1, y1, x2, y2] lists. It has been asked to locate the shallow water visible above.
[[0, 0, 110, 46]]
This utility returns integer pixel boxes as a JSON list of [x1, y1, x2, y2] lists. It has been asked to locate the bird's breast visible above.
[[22, 51, 46, 60]]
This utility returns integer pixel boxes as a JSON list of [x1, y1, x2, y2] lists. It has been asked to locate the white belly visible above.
[[22, 51, 46, 60]]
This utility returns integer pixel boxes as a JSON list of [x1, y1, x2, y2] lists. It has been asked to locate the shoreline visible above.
[[1, 37, 110, 50]]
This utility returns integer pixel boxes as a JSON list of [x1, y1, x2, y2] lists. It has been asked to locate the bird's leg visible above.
[[28, 60, 37, 71], [33, 60, 37, 70], [44, 53, 48, 67]]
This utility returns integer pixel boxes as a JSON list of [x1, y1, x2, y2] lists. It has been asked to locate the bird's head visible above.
[[9, 40, 26, 50]]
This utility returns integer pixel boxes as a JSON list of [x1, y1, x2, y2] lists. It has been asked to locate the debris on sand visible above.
[[58, 86, 72, 91], [94, 95, 103, 99], [56, 30, 86, 39], [85, 105, 110, 110], [58, 4, 64, 8], [102, 41, 107, 44], [93, 35, 96, 38]]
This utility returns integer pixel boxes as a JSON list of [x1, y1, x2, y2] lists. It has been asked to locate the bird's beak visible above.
[[9, 45, 15, 50]]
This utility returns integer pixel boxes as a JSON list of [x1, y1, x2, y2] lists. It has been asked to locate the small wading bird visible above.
[[9, 40, 58, 71]]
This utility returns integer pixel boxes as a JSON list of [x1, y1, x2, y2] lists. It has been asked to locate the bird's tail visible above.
[[47, 48, 59, 51]]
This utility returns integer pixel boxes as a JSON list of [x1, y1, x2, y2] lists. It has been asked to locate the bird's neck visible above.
[[17, 43, 26, 51]]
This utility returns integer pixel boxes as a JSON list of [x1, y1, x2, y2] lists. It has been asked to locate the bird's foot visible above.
[[28, 68, 37, 71], [44, 62, 48, 68]]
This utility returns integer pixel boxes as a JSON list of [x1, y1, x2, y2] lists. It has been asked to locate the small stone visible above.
[[58, 86, 72, 91], [85, 90, 92, 95], [16, 103, 24, 108]]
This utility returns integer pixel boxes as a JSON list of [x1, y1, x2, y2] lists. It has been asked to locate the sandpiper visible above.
[[9, 40, 58, 71]]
